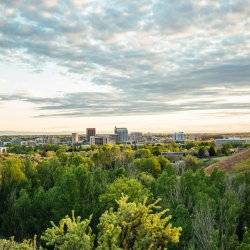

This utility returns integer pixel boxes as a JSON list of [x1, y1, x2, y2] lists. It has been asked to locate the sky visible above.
[[0, 0, 250, 134]]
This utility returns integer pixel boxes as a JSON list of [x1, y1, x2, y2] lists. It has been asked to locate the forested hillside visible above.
[[0, 143, 249, 249]]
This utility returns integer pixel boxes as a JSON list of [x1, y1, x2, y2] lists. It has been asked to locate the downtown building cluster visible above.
[[0, 130, 188, 149], [72, 127, 129, 145]]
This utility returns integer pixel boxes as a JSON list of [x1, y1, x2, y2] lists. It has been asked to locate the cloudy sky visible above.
[[0, 0, 250, 133]]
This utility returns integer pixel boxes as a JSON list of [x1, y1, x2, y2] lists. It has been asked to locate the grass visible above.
[[200, 156, 228, 167], [205, 148, 250, 174], [233, 158, 250, 173]]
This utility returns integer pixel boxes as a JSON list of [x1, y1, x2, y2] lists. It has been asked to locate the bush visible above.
[[97, 196, 182, 249]]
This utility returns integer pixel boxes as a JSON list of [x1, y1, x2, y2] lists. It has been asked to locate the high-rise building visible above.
[[114, 127, 128, 143], [86, 128, 96, 142], [72, 133, 79, 145], [173, 132, 185, 142]]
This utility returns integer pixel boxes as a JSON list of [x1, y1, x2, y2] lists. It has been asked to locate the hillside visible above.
[[205, 148, 250, 174]]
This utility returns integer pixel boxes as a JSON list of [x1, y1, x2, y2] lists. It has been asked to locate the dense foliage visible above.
[[0, 142, 249, 249]]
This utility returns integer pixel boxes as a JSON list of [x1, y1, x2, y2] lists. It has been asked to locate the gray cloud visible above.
[[0, 0, 250, 117], [1, 90, 250, 118]]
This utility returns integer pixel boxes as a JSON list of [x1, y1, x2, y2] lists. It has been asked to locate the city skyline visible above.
[[0, 0, 250, 133]]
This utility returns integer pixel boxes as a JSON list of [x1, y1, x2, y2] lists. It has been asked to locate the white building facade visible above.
[[173, 132, 185, 142], [72, 133, 79, 145]]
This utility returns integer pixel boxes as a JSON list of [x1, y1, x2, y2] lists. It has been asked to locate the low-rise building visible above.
[[0, 147, 7, 154], [10, 138, 22, 145], [90, 135, 109, 145], [46, 136, 60, 144], [35, 137, 47, 145], [90, 134, 117, 145], [173, 132, 185, 142], [21, 140, 36, 146], [215, 137, 250, 147], [129, 132, 143, 143], [21, 141, 28, 146]]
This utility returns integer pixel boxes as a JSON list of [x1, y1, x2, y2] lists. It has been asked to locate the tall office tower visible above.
[[114, 126, 128, 143], [72, 133, 79, 145], [173, 132, 185, 142], [86, 128, 96, 142]]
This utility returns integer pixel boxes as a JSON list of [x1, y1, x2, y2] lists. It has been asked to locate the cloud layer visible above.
[[0, 0, 250, 117]]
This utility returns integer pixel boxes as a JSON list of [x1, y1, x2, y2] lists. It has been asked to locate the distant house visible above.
[[0, 147, 7, 154]]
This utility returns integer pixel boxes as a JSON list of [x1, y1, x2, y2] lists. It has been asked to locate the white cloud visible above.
[[0, 0, 250, 131]]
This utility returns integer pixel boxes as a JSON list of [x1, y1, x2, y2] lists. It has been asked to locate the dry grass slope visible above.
[[205, 148, 250, 175]]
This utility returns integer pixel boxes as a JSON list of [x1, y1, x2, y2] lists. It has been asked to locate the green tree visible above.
[[152, 171, 180, 208], [208, 145, 217, 157], [151, 146, 162, 156], [217, 187, 242, 249], [157, 156, 175, 174], [134, 157, 161, 176], [198, 147, 207, 158], [42, 211, 94, 250], [221, 143, 232, 156], [92, 145, 131, 169], [237, 230, 250, 250], [138, 172, 155, 187], [99, 177, 151, 209], [184, 155, 200, 170], [97, 196, 182, 250], [191, 196, 219, 250], [134, 148, 152, 158], [0, 237, 37, 250], [1, 157, 27, 189]]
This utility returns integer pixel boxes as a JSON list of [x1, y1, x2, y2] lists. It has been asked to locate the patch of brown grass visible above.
[[205, 148, 250, 175]]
